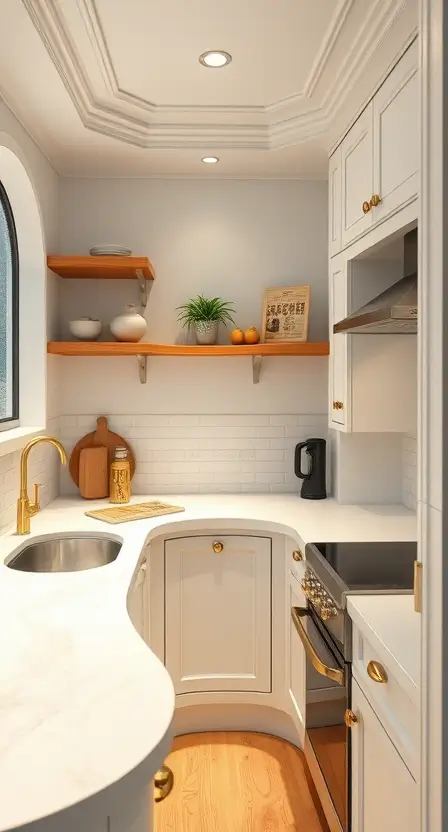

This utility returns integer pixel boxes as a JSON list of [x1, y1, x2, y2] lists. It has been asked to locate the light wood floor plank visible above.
[[154, 731, 329, 831]]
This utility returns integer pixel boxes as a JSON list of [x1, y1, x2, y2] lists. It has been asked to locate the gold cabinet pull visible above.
[[370, 194, 382, 207], [367, 660, 388, 684], [345, 709, 358, 728], [212, 541, 224, 553], [362, 200, 371, 214], [292, 549, 303, 562], [332, 401, 344, 410], [414, 560, 422, 613]]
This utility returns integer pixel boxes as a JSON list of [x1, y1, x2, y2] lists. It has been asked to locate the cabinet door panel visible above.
[[373, 41, 418, 223], [329, 256, 348, 429], [341, 104, 374, 247], [329, 147, 342, 257], [289, 575, 306, 744], [165, 535, 271, 694], [351, 680, 418, 832]]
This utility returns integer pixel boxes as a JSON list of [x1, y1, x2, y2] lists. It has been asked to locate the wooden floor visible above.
[[154, 731, 329, 831]]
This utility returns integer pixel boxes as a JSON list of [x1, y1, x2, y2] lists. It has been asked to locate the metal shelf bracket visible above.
[[136, 269, 148, 310], [136, 354, 147, 384], [252, 354, 262, 384]]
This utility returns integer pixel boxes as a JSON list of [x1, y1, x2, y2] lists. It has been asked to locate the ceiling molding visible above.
[[21, 0, 415, 151]]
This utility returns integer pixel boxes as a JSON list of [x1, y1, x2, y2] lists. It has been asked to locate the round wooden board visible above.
[[69, 416, 135, 487]]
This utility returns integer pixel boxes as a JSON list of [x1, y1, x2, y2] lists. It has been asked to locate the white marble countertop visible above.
[[0, 494, 416, 830], [347, 594, 420, 704]]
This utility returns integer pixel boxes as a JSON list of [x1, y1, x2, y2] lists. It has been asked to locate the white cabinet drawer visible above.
[[352, 624, 418, 778]]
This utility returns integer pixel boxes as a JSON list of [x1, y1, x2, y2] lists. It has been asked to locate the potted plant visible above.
[[176, 295, 235, 345]]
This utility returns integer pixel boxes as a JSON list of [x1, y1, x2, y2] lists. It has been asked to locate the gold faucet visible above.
[[17, 436, 67, 534]]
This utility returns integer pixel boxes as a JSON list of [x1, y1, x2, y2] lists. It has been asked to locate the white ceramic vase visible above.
[[194, 320, 219, 345], [110, 304, 147, 342]]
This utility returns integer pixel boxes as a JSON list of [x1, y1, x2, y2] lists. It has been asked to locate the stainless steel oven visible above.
[[291, 602, 350, 832]]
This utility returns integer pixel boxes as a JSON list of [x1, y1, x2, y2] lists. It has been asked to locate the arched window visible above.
[[0, 180, 19, 425]]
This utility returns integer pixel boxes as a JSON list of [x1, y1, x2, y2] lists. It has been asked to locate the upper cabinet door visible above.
[[340, 102, 374, 248], [329, 146, 342, 257], [373, 40, 418, 223], [329, 255, 349, 431]]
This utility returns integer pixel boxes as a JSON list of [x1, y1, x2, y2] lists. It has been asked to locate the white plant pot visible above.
[[110, 304, 147, 342], [194, 320, 219, 345]]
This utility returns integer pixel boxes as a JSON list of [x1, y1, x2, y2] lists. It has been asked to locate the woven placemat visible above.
[[85, 501, 185, 524]]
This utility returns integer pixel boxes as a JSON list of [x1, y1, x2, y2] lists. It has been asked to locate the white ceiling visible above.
[[0, 0, 417, 177]]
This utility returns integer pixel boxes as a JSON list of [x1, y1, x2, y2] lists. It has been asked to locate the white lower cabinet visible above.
[[351, 679, 418, 832], [288, 574, 306, 744], [164, 535, 272, 694], [127, 558, 147, 641]]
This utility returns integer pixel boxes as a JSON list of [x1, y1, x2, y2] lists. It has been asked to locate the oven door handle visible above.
[[291, 607, 345, 686]]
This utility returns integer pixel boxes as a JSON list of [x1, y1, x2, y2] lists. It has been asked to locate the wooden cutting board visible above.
[[85, 501, 185, 524], [79, 446, 109, 499], [69, 416, 135, 487]]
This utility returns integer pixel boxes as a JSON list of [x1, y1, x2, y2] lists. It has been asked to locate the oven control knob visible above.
[[320, 601, 338, 621], [312, 588, 325, 606]]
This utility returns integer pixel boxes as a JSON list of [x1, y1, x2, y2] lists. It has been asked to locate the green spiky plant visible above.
[[176, 295, 235, 329]]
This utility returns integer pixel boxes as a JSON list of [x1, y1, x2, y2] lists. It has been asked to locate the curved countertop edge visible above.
[[0, 495, 416, 831]]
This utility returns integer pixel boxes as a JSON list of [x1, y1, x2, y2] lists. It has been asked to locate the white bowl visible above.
[[69, 318, 102, 341]]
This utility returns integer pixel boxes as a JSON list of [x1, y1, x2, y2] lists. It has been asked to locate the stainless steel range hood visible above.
[[333, 230, 418, 334]]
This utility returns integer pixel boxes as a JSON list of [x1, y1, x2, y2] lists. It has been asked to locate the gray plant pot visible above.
[[194, 320, 219, 345]]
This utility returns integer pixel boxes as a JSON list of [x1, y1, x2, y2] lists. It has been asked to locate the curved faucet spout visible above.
[[17, 436, 67, 534]]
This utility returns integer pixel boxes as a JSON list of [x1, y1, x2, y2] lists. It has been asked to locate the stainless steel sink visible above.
[[6, 535, 121, 573]]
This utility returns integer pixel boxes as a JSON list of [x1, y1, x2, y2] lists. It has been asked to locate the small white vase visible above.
[[194, 320, 219, 345], [110, 304, 147, 342]]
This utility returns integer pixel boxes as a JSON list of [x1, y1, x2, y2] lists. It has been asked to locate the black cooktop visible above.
[[309, 541, 417, 592]]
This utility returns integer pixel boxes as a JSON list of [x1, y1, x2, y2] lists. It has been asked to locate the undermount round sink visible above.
[[6, 535, 121, 573]]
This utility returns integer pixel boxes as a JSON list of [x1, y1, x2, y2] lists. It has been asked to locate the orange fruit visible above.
[[244, 326, 261, 344], [230, 328, 245, 345]]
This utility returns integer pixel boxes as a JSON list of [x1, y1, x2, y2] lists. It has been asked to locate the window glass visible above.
[[0, 181, 18, 422]]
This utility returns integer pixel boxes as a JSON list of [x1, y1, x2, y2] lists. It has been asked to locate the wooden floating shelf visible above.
[[47, 341, 329, 385], [47, 255, 155, 281], [47, 342, 329, 357]]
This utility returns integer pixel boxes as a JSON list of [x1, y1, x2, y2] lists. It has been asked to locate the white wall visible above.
[[0, 99, 61, 530], [57, 179, 329, 493]]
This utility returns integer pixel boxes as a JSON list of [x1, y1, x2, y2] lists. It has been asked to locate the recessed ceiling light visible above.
[[199, 50, 232, 68], [201, 156, 220, 164]]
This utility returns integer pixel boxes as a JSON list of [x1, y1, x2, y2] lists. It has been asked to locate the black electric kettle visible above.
[[294, 438, 327, 500]]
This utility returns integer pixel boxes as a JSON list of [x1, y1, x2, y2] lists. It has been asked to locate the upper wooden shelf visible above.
[[47, 255, 155, 281], [47, 340, 329, 384], [47, 341, 329, 357]]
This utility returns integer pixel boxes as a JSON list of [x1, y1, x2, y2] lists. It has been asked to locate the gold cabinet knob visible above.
[[367, 660, 388, 684], [332, 401, 344, 410], [212, 541, 224, 553], [344, 709, 358, 728], [292, 549, 303, 562], [370, 194, 382, 207], [362, 200, 371, 214]]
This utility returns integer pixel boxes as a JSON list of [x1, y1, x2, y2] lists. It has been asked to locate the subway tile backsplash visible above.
[[59, 413, 328, 495], [402, 434, 417, 511]]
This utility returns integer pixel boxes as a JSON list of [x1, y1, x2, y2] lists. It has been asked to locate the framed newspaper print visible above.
[[262, 285, 311, 343]]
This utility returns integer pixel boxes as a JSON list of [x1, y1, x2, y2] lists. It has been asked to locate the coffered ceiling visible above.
[[0, 0, 416, 177]]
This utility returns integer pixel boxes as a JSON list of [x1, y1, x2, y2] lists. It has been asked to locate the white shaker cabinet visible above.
[[127, 557, 147, 641], [332, 40, 418, 253], [373, 40, 419, 225], [329, 254, 348, 429], [164, 535, 272, 694], [329, 145, 342, 256], [340, 103, 374, 249], [351, 679, 418, 832], [288, 573, 306, 745]]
